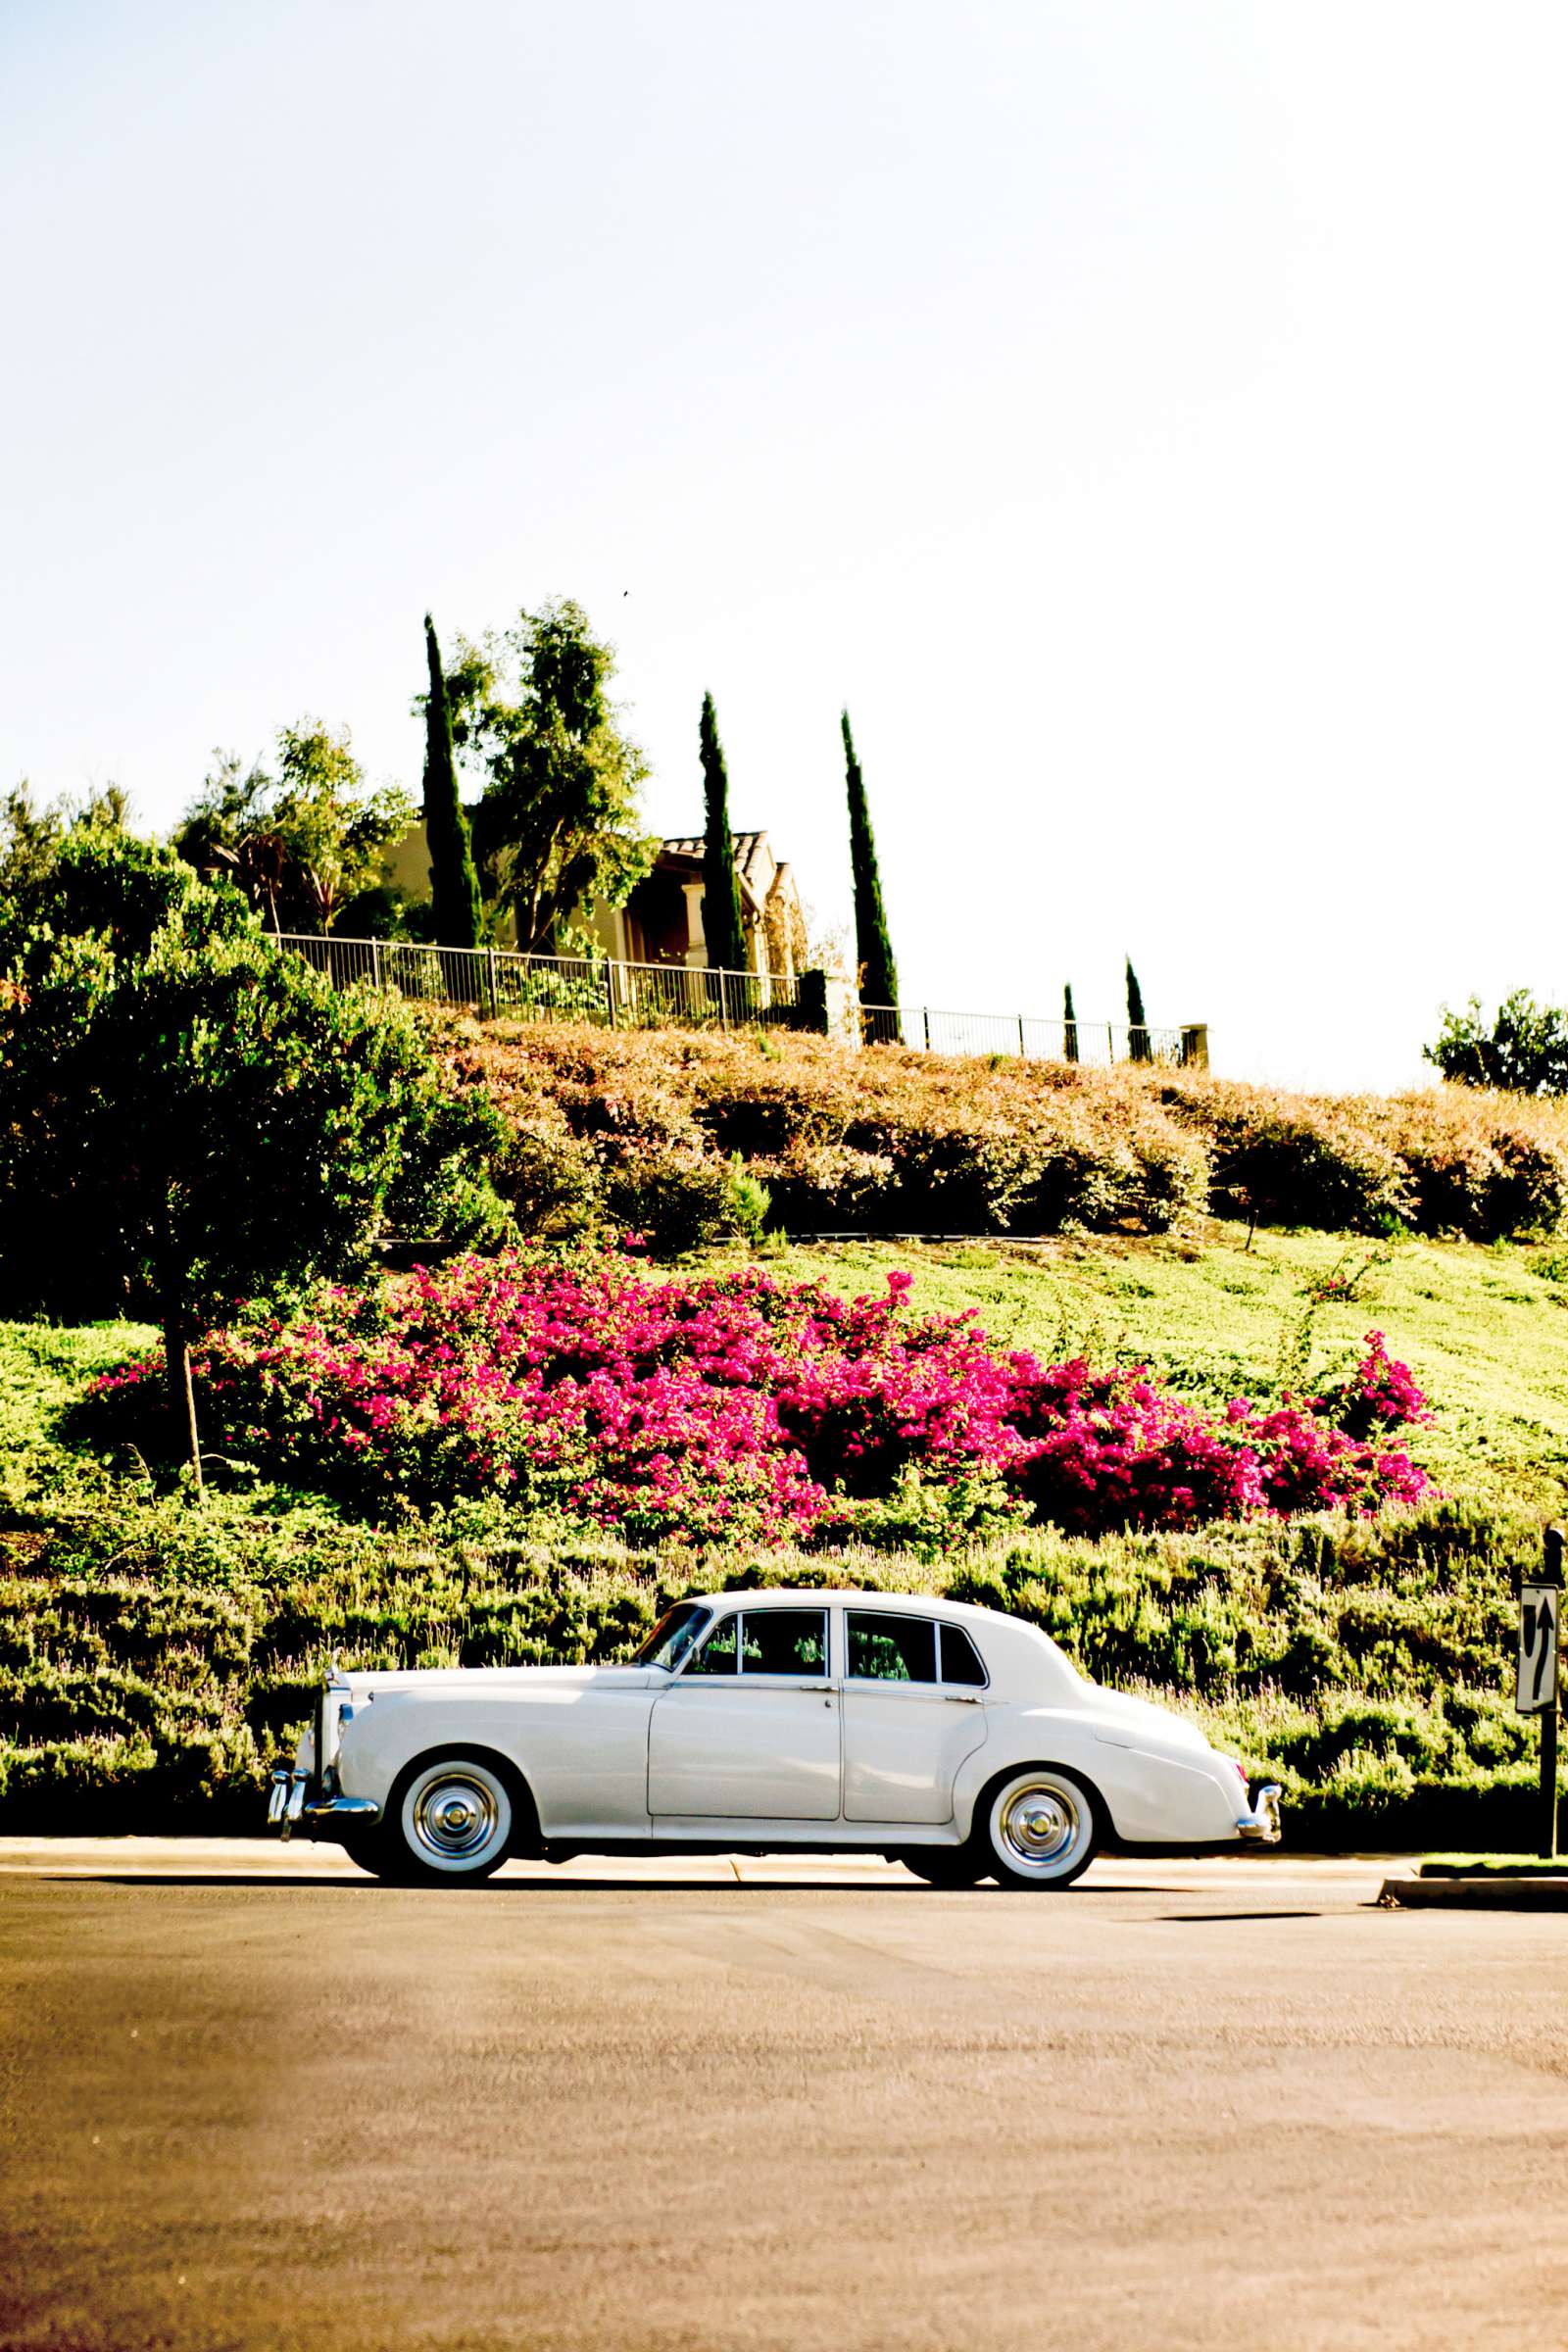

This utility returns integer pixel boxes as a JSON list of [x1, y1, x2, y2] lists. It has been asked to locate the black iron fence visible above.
[[859, 1004, 1206, 1067], [277, 934, 805, 1031], [275, 934, 1207, 1067]]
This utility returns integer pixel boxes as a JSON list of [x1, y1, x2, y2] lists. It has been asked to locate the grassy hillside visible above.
[[762, 1224, 1568, 1517], [3, 1213, 1562, 1849]]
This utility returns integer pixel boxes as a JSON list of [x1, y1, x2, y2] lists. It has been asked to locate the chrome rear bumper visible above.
[[1236, 1784, 1284, 1844], [268, 1769, 381, 1844]]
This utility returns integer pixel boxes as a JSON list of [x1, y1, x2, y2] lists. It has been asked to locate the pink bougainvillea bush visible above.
[[88, 1252, 1433, 1545]]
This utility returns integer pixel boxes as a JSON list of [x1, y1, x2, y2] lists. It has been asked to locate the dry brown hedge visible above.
[[433, 1018, 1568, 1245]]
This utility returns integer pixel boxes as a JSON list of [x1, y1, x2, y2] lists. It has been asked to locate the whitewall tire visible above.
[[980, 1768, 1099, 1890], [391, 1757, 514, 1885]]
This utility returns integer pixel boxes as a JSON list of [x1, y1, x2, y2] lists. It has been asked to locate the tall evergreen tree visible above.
[[423, 614, 483, 949], [842, 710, 899, 1013], [698, 692, 747, 972], [1062, 981, 1079, 1064], [1125, 956, 1151, 1063]]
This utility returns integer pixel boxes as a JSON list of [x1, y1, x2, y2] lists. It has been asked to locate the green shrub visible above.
[[601, 1141, 771, 1254]]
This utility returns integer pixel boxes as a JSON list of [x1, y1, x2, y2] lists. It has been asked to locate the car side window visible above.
[[940, 1624, 988, 1688], [740, 1609, 828, 1677], [847, 1612, 937, 1683], [685, 1615, 738, 1675]]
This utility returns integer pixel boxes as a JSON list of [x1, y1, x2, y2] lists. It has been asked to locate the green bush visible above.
[[601, 1142, 771, 1254]]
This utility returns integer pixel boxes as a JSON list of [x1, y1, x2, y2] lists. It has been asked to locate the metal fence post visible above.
[[370, 939, 382, 994], [922, 1006, 930, 1051], [719, 970, 730, 1032], [605, 962, 616, 1029], [1018, 1013, 1026, 1057], [1541, 1525, 1564, 1861]]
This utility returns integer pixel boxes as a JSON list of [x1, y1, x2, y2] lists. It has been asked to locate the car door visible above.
[[840, 1611, 989, 1824], [647, 1606, 841, 1820]]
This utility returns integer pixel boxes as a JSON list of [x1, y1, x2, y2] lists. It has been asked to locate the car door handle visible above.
[[943, 1693, 983, 1704]]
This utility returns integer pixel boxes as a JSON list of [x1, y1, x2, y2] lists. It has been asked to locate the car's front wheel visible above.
[[360, 1756, 516, 1886], [978, 1767, 1099, 1890]]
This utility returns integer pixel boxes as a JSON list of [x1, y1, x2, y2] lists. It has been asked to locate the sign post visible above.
[[1516, 1526, 1563, 1861]]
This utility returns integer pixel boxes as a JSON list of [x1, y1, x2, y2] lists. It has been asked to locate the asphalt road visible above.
[[2, 1842, 1566, 2352]]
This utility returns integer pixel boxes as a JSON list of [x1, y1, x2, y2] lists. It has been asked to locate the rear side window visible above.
[[940, 1624, 988, 1687], [847, 1612, 937, 1683]]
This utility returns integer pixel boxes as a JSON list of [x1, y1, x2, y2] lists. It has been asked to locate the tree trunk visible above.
[[162, 1300, 203, 1497]]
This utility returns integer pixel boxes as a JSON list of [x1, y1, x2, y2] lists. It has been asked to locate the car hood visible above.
[[334, 1664, 661, 1697]]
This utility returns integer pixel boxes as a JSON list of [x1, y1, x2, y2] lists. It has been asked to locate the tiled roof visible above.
[[660, 830, 769, 880]]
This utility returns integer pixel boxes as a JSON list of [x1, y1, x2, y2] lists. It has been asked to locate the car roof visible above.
[[687, 1589, 995, 1625]]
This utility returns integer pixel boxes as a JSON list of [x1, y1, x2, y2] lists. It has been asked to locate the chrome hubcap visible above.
[[411, 1772, 501, 1862], [1000, 1783, 1080, 1869]]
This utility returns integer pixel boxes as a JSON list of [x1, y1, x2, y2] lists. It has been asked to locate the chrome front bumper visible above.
[[267, 1769, 381, 1844], [1235, 1783, 1284, 1844]]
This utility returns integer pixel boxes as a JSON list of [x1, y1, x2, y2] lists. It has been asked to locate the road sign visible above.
[[1517, 1583, 1561, 1716]]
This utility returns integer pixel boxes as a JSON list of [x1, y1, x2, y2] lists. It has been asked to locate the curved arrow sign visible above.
[[1517, 1584, 1561, 1716]]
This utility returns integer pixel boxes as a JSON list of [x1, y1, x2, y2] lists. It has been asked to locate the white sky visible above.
[[4, 1, 1564, 1091]]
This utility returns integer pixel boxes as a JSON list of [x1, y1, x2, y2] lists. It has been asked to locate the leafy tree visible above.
[[0, 827, 504, 1490], [2, 781, 132, 906], [175, 753, 290, 932], [1125, 956, 1151, 1063], [175, 726, 413, 936], [1424, 990, 1568, 1095], [842, 710, 899, 1017], [1062, 981, 1079, 1064], [422, 614, 483, 949], [443, 599, 655, 954], [698, 692, 747, 972]]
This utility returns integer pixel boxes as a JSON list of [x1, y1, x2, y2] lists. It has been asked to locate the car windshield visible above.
[[633, 1603, 713, 1672]]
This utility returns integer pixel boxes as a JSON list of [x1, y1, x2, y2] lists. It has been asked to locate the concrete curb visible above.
[[1380, 1875, 1568, 1911]]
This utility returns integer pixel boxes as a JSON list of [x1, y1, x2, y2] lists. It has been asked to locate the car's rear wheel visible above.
[[978, 1767, 1099, 1890], [895, 1845, 990, 1887], [359, 1756, 517, 1886]]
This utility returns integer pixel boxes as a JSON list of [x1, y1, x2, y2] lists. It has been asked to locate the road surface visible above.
[[2, 1842, 1565, 2351]]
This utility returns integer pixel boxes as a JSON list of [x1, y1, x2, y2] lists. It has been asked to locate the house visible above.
[[380, 822, 808, 977], [588, 832, 808, 978]]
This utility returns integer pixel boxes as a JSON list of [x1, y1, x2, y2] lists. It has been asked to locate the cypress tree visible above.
[[423, 613, 483, 950], [1062, 982, 1079, 1064], [698, 692, 748, 972], [1126, 956, 1151, 1063], [843, 710, 899, 1013]]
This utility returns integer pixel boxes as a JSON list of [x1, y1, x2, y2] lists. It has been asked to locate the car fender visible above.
[[953, 1707, 1241, 1846], [336, 1686, 657, 1837]]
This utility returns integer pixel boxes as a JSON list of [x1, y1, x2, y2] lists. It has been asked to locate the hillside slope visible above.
[[2, 1216, 1562, 1847], [443, 1017, 1568, 1250], [767, 1225, 1568, 1516]]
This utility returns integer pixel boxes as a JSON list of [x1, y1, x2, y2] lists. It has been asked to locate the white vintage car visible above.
[[268, 1588, 1281, 1888]]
